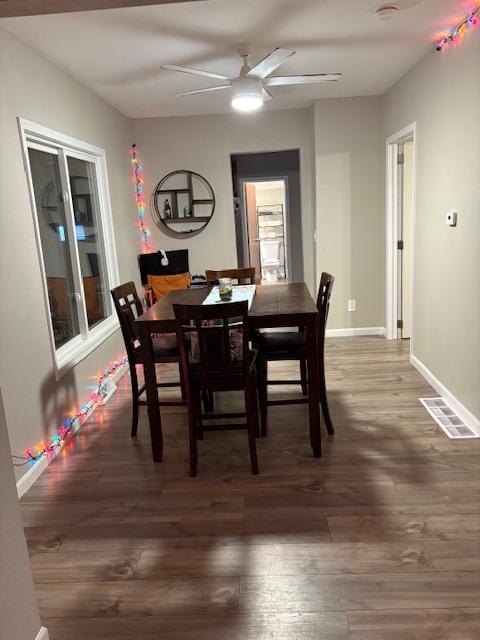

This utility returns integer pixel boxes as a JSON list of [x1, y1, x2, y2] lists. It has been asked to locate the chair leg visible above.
[[130, 363, 140, 438], [319, 357, 335, 435], [187, 391, 199, 477], [208, 390, 215, 412], [179, 362, 186, 401], [248, 369, 260, 438], [300, 358, 308, 396], [257, 357, 268, 437], [202, 390, 213, 413], [245, 376, 259, 475], [195, 390, 204, 441]]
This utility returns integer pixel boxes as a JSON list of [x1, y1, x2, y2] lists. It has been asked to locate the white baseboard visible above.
[[16, 364, 128, 499], [411, 354, 480, 437], [16, 454, 49, 500], [326, 327, 386, 338], [35, 627, 49, 640]]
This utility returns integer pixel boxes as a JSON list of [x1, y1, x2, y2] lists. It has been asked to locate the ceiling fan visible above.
[[162, 44, 342, 112]]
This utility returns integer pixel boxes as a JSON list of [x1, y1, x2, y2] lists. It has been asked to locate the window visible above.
[[19, 119, 119, 378]]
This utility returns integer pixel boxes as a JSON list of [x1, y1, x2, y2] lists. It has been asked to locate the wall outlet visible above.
[[348, 299, 356, 312]]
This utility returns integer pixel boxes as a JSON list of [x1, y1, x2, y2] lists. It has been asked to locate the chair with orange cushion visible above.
[[138, 250, 190, 306], [147, 272, 191, 303]]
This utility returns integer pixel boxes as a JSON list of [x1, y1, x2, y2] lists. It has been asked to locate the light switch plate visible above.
[[446, 210, 458, 227], [348, 299, 356, 312]]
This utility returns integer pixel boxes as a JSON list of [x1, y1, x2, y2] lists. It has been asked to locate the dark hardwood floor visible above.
[[20, 337, 480, 639]]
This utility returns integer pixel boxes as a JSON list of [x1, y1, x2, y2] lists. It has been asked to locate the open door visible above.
[[242, 179, 288, 284], [245, 183, 261, 281]]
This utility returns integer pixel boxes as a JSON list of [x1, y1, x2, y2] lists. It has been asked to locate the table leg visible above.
[[138, 323, 163, 462], [306, 315, 321, 458]]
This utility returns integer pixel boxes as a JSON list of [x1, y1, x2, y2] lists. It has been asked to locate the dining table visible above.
[[135, 282, 321, 463]]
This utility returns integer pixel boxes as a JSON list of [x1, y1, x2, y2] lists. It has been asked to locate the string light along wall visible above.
[[131, 144, 153, 253], [436, 5, 480, 51], [12, 356, 128, 468]]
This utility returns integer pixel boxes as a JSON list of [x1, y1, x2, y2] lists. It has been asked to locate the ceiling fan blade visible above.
[[247, 48, 295, 79], [176, 84, 232, 98], [265, 73, 342, 86], [163, 64, 231, 82], [262, 88, 274, 101]]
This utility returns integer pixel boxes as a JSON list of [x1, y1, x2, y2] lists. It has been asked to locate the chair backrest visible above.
[[111, 282, 143, 360], [205, 267, 256, 285], [316, 272, 335, 341], [138, 249, 189, 285], [173, 301, 250, 389]]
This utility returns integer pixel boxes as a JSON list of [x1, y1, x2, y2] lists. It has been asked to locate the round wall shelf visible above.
[[151, 170, 215, 236]]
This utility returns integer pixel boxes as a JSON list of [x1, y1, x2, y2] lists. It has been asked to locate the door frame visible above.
[[386, 122, 417, 343], [238, 175, 291, 282]]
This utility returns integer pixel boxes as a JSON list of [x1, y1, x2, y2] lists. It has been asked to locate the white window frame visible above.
[[18, 118, 120, 380]]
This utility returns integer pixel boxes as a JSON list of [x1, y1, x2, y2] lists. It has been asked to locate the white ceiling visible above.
[[1, 0, 463, 118]]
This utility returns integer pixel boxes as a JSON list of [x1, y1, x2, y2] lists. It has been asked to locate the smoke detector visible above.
[[374, 5, 399, 21]]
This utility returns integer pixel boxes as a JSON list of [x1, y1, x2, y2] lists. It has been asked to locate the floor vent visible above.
[[420, 397, 478, 439]]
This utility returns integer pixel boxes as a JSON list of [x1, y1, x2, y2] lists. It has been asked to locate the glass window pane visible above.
[[67, 156, 111, 329], [28, 148, 80, 349]]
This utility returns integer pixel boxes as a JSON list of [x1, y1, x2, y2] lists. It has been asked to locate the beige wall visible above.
[[255, 185, 285, 208], [0, 26, 137, 481], [132, 108, 316, 293], [383, 34, 480, 419], [0, 389, 44, 639], [314, 96, 384, 330]]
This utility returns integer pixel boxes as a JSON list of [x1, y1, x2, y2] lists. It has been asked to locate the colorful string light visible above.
[[436, 5, 480, 51], [130, 144, 153, 253], [12, 356, 128, 467]]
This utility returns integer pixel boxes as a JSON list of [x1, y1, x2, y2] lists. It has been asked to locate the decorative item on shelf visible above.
[[130, 144, 153, 253], [151, 169, 215, 237], [436, 5, 479, 52], [12, 356, 128, 468], [164, 199, 172, 219]]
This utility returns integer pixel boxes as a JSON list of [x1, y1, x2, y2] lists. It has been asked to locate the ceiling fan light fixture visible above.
[[231, 77, 264, 113], [231, 94, 264, 112]]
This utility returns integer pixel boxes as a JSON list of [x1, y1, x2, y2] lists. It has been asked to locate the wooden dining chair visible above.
[[111, 282, 185, 437], [205, 267, 256, 285], [256, 272, 335, 437], [173, 300, 259, 477]]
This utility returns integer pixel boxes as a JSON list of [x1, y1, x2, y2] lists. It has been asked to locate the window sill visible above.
[[54, 316, 120, 381]]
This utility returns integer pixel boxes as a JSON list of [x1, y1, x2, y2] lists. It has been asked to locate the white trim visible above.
[[17, 117, 120, 381], [16, 455, 50, 501], [19, 118, 107, 157], [326, 327, 386, 338], [411, 355, 480, 437], [385, 122, 417, 345], [55, 316, 119, 379], [16, 363, 128, 499], [35, 627, 50, 640]]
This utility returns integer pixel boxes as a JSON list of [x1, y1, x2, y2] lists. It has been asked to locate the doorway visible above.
[[386, 124, 416, 342], [230, 149, 303, 284], [242, 179, 288, 284]]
